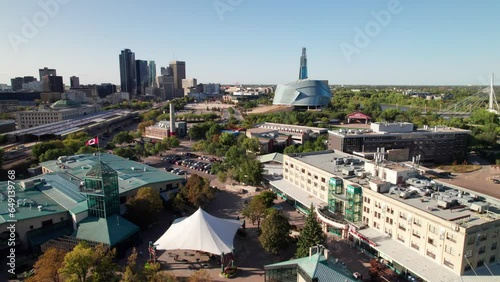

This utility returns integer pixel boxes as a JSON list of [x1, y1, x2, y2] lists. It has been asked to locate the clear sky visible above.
[[1, 0, 499, 86]]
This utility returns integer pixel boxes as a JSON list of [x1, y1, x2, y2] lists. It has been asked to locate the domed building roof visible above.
[[51, 99, 81, 109], [272, 79, 331, 107]]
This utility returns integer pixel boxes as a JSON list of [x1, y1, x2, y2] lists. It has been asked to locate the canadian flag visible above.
[[85, 137, 99, 146]]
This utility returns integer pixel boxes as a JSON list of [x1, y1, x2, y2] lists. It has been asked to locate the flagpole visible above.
[[97, 135, 101, 163]]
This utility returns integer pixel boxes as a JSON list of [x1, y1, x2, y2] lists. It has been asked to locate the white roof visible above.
[[269, 178, 325, 207], [154, 208, 241, 255]]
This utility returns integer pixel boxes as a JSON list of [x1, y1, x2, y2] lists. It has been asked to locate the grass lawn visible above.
[[437, 164, 482, 173]]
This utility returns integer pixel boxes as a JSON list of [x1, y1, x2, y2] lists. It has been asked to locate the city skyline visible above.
[[1, 0, 500, 86]]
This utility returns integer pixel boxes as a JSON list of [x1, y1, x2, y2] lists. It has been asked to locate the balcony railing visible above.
[[316, 206, 348, 229]]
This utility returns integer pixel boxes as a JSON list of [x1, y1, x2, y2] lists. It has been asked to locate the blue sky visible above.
[[1, 0, 499, 86]]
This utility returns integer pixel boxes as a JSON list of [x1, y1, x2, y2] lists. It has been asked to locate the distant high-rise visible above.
[[169, 61, 186, 98], [182, 78, 197, 96], [11, 76, 36, 91], [70, 76, 80, 88], [148, 61, 157, 88], [10, 77, 23, 91], [135, 60, 149, 95], [119, 49, 137, 96], [39, 67, 56, 81], [299, 47, 308, 80], [43, 76, 64, 93], [160, 66, 173, 76]]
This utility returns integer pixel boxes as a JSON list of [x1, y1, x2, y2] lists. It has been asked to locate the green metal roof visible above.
[[74, 216, 139, 247], [85, 162, 117, 178], [0, 182, 67, 222], [265, 253, 356, 282], [258, 153, 284, 164], [41, 153, 184, 195]]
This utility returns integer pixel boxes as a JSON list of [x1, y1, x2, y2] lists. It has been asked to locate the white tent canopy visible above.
[[154, 207, 242, 255]]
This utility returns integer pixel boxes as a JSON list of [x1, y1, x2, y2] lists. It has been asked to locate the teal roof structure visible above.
[[0, 182, 67, 222], [265, 252, 356, 282], [51, 99, 81, 108], [85, 162, 117, 178], [74, 216, 139, 247], [257, 153, 284, 164], [41, 153, 184, 195]]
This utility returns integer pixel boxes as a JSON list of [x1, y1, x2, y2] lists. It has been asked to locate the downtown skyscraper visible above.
[[169, 61, 186, 98], [119, 49, 137, 96], [148, 61, 157, 88], [135, 60, 149, 95]]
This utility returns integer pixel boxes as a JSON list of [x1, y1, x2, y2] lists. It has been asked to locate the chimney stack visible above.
[[169, 103, 176, 136]]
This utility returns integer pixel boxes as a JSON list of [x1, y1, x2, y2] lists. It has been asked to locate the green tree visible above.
[[295, 206, 325, 258], [177, 174, 215, 208], [60, 242, 96, 282], [138, 120, 155, 133], [32, 140, 65, 159], [112, 131, 134, 144], [255, 191, 277, 208], [259, 209, 290, 254], [236, 159, 263, 186], [125, 187, 163, 229], [242, 196, 267, 227], [113, 147, 136, 159], [123, 248, 142, 282], [91, 244, 120, 282], [241, 137, 260, 153], [26, 247, 66, 282]]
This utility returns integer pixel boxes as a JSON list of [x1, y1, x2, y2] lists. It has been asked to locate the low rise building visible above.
[[143, 120, 187, 139], [0, 153, 185, 252], [267, 150, 500, 281], [15, 99, 100, 129], [328, 122, 470, 164]]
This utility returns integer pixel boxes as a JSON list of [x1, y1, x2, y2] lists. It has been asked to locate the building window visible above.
[[429, 225, 438, 234], [477, 260, 484, 268], [301, 168, 305, 173], [412, 230, 421, 238], [446, 233, 457, 243], [426, 250, 436, 259], [400, 212, 407, 220], [411, 241, 419, 250], [413, 218, 421, 227], [478, 246, 485, 254], [397, 233, 405, 243], [490, 255, 496, 263], [428, 237, 435, 246], [444, 258, 454, 269], [398, 223, 406, 231], [321, 177, 326, 183], [30, 225, 33, 230], [290, 164, 294, 168], [467, 236, 475, 245], [492, 242, 497, 250], [478, 233, 487, 242], [445, 245, 455, 255]]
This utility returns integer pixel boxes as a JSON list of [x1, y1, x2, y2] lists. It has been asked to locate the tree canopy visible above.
[[259, 209, 291, 254], [125, 187, 163, 229], [295, 207, 326, 258]]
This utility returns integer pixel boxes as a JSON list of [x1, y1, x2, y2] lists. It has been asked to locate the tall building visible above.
[[299, 47, 308, 80], [158, 74, 174, 100], [119, 49, 137, 96], [10, 76, 36, 91], [135, 60, 149, 95], [70, 76, 80, 88], [169, 61, 186, 98], [39, 67, 56, 81], [182, 78, 197, 96], [160, 66, 173, 76], [148, 61, 157, 88], [43, 76, 64, 93], [10, 77, 24, 91]]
